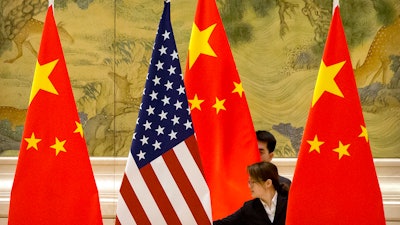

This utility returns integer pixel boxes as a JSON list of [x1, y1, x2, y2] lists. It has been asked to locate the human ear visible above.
[[265, 179, 272, 187]]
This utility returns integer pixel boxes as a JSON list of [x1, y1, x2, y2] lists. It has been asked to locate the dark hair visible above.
[[247, 161, 288, 194], [256, 130, 276, 153]]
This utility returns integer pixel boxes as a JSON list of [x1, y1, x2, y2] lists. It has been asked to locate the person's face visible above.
[[258, 140, 274, 162], [248, 178, 269, 198]]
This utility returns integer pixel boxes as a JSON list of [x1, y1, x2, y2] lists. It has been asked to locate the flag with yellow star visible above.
[[286, 5, 385, 225], [8, 5, 103, 225], [183, 0, 259, 220]]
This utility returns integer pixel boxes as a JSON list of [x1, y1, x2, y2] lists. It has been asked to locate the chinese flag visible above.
[[8, 5, 103, 225], [286, 5, 385, 225], [184, 0, 259, 220]]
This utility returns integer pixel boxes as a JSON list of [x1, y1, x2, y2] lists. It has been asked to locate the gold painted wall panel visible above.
[[0, 0, 399, 157]]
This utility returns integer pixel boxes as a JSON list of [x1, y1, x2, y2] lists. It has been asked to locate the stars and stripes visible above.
[[115, 1, 212, 224]]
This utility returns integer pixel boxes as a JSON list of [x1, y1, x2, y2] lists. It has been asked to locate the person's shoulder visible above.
[[243, 198, 263, 209], [278, 175, 291, 196], [279, 175, 291, 184], [278, 190, 289, 199], [244, 198, 260, 205]]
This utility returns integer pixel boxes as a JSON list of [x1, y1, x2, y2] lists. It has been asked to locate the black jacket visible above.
[[213, 194, 288, 225]]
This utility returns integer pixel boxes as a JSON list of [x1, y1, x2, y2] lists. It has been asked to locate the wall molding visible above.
[[1, 157, 399, 224]]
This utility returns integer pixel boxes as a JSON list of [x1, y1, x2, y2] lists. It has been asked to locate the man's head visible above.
[[256, 130, 276, 162]]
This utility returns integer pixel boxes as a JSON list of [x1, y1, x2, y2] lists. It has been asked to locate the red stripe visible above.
[[115, 216, 121, 225], [119, 173, 151, 225], [141, 163, 182, 225], [163, 149, 211, 224], [185, 135, 206, 176]]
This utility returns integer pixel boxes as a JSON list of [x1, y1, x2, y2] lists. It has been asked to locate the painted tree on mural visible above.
[[217, 0, 400, 157], [220, 0, 397, 50], [0, 0, 399, 157], [0, 0, 93, 62]]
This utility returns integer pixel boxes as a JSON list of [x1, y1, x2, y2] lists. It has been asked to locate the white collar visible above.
[[260, 191, 278, 222]]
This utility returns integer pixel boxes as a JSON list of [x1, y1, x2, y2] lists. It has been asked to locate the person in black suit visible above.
[[256, 130, 292, 188], [213, 162, 288, 225]]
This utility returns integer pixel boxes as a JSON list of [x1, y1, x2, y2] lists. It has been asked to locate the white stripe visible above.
[[174, 141, 212, 221], [152, 155, 197, 224], [116, 192, 136, 225], [124, 153, 167, 225]]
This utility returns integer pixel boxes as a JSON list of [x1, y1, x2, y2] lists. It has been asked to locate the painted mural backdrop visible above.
[[0, 0, 399, 157]]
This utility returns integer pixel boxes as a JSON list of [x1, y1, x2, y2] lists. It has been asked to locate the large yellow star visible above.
[[212, 97, 226, 114], [188, 94, 204, 111], [188, 23, 217, 69], [333, 141, 351, 160], [29, 59, 59, 104], [312, 60, 346, 107], [50, 137, 67, 156], [358, 125, 369, 142], [232, 82, 244, 97], [307, 135, 324, 153], [74, 121, 84, 138], [24, 133, 41, 151]]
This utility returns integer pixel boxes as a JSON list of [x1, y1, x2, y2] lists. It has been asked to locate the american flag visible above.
[[115, 1, 212, 224]]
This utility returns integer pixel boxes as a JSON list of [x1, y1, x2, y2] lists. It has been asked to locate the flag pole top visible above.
[[333, 0, 340, 12]]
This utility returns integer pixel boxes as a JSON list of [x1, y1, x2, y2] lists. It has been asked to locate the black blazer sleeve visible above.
[[213, 199, 271, 225], [213, 195, 288, 225]]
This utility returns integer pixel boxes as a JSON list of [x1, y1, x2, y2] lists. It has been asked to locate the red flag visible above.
[[286, 6, 385, 225], [184, 0, 259, 220], [8, 5, 103, 225], [115, 1, 212, 224]]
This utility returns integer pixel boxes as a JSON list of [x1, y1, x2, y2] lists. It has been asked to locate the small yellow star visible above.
[[188, 23, 217, 69], [24, 133, 41, 151], [312, 60, 345, 107], [188, 94, 204, 111], [74, 121, 84, 138], [232, 82, 244, 97], [50, 137, 67, 156], [212, 97, 226, 114], [307, 135, 324, 153], [29, 59, 59, 104], [358, 125, 369, 142], [333, 141, 351, 160]]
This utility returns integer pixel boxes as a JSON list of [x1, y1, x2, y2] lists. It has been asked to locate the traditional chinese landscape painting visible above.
[[0, 0, 399, 157]]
